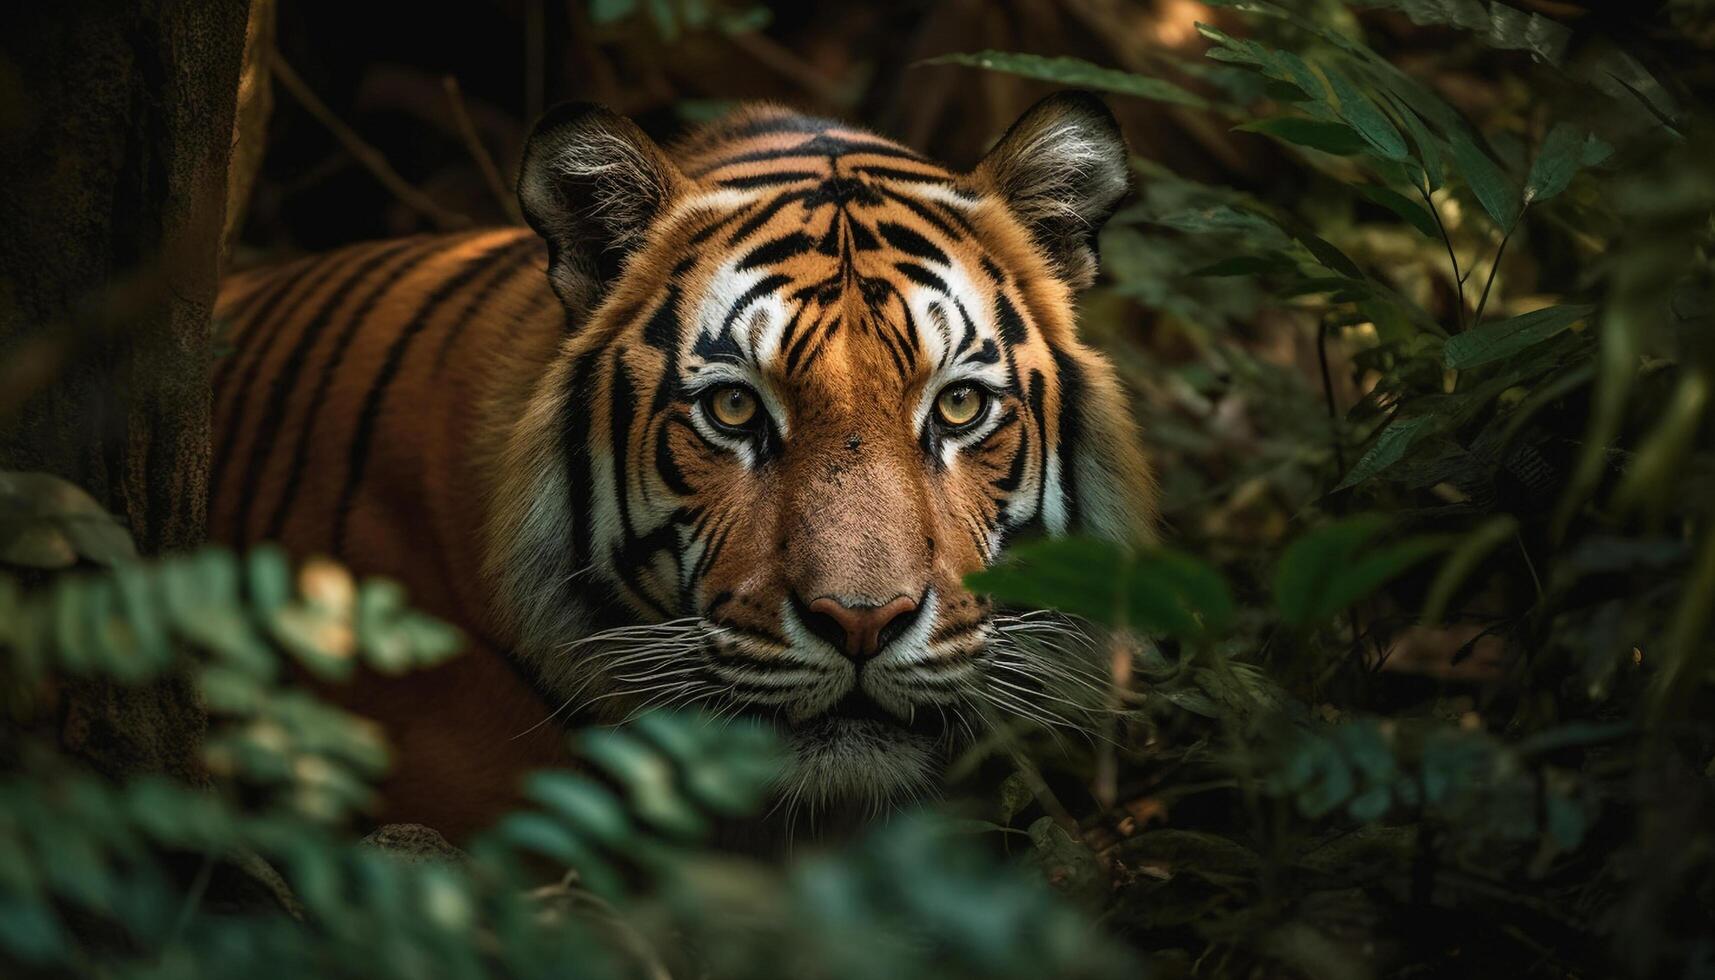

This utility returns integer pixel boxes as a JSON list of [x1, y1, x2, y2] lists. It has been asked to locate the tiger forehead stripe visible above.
[[656, 150, 992, 387]]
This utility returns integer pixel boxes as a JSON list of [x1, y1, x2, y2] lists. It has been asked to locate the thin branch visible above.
[[270, 50, 472, 230], [727, 30, 849, 107], [1516, 531, 1544, 602], [1416, 178, 1466, 332], [442, 76, 524, 225], [1317, 315, 1347, 478], [1472, 207, 1526, 325]]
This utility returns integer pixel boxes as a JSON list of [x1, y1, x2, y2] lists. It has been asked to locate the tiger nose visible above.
[[805, 594, 920, 660]]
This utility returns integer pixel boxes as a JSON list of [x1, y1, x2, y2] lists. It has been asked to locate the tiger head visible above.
[[492, 93, 1155, 811]]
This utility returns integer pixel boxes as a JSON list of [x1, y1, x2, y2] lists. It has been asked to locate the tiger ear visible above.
[[975, 92, 1130, 291], [518, 102, 688, 314]]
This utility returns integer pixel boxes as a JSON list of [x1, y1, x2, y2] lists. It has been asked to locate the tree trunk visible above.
[[0, 0, 254, 780]]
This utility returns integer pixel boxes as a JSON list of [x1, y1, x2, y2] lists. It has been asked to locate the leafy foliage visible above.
[[0, 475, 1136, 979], [5, 1, 1715, 977], [946, 1, 1715, 975]]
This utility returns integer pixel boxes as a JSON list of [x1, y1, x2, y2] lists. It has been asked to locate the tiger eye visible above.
[[708, 385, 759, 429], [934, 384, 986, 428]]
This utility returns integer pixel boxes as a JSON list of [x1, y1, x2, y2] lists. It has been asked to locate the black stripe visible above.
[[606, 356, 677, 619], [993, 411, 1030, 493], [866, 309, 910, 378], [1048, 345, 1086, 531], [961, 338, 999, 366], [783, 310, 831, 374], [852, 165, 950, 184], [211, 255, 333, 418], [241, 238, 440, 542], [430, 246, 540, 374], [222, 240, 420, 539], [725, 189, 810, 247], [655, 420, 693, 496], [876, 221, 948, 264], [793, 313, 843, 376], [772, 303, 810, 364], [332, 237, 533, 553], [562, 351, 601, 574], [217, 255, 320, 349], [738, 231, 816, 271], [692, 518, 733, 587], [892, 300, 922, 369], [952, 299, 981, 365], [895, 261, 948, 293], [1026, 370, 1049, 526], [716, 171, 821, 189], [609, 356, 638, 538], [875, 187, 968, 239], [849, 218, 880, 252], [718, 273, 793, 337], [687, 208, 748, 246], [692, 137, 927, 176], [994, 292, 1030, 344], [642, 286, 683, 353]]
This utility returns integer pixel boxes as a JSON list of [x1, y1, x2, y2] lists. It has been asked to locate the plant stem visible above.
[[1473, 209, 1524, 325], [271, 50, 472, 230], [442, 75, 524, 225], [1317, 316, 1346, 478], [1417, 179, 1466, 332]]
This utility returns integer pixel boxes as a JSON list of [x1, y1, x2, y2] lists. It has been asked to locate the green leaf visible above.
[[1196, 23, 1325, 105], [1277, 518, 1385, 630], [1028, 817, 1106, 907], [1364, 0, 1571, 64], [1326, 66, 1409, 161], [1334, 414, 1439, 490], [245, 544, 292, 613], [1421, 515, 1518, 624], [524, 773, 632, 846], [1380, 90, 1445, 190], [589, 0, 637, 24], [579, 729, 707, 839], [1294, 230, 1363, 278], [1130, 549, 1237, 636], [966, 538, 1234, 640], [919, 52, 1209, 109], [1449, 133, 1520, 228], [965, 536, 1127, 625], [1274, 515, 1442, 627], [0, 892, 71, 965], [1355, 184, 1438, 237], [490, 812, 624, 898], [1151, 203, 1285, 240], [1323, 540, 1441, 622], [1524, 124, 1608, 204], [1235, 117, 1367, 155], [0, 470, 136, 569], [1442, 304, 1596, 369]]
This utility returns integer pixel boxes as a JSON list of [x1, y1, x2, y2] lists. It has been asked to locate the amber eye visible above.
[[934, 383, 988, 429], [705, 385, 760, 430]]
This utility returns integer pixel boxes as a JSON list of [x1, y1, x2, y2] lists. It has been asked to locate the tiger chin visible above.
[[210, 92, 1156, 841]]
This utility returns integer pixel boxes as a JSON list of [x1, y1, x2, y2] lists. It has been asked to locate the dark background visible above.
[[244, 0, 1276, 253]]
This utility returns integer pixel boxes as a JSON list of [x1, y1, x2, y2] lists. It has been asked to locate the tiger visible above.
[[210, 91, 1156, 841]]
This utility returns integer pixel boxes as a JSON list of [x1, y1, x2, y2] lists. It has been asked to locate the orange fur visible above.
[[211, 96, 1155, 839]]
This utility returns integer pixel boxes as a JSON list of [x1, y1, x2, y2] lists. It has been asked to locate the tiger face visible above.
[[492, 94, 1155, 810]]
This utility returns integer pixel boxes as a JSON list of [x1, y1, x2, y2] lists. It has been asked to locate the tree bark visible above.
[[0, 0, 254, 780]]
